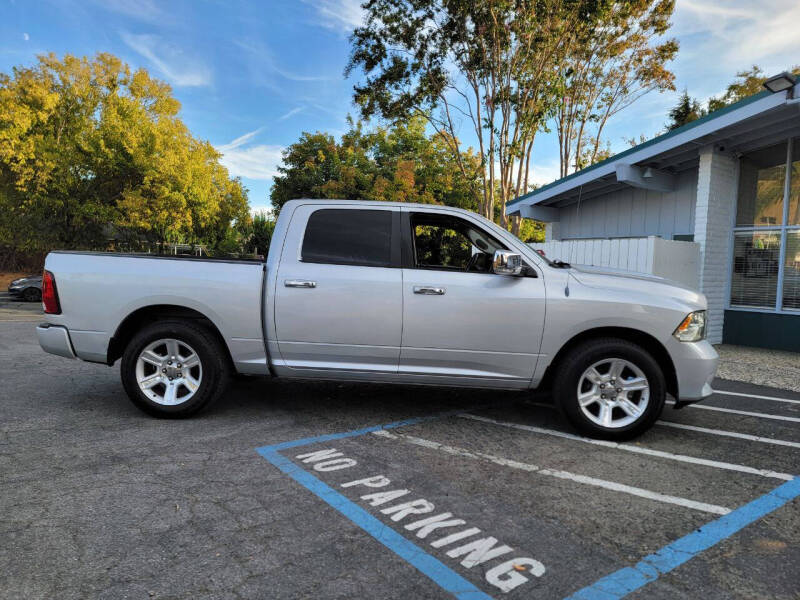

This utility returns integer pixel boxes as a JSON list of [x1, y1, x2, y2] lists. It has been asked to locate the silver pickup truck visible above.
[[37, 199, 718, 439]]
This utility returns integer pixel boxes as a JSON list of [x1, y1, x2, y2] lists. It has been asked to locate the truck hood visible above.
[[567, 265, 705, 309]]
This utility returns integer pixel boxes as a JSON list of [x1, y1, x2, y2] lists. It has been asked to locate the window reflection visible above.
[[789, 138, 799, 225], [736, 142, 787, 227]]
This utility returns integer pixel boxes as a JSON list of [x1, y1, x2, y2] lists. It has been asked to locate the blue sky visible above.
[[2, 0, 799, 213]]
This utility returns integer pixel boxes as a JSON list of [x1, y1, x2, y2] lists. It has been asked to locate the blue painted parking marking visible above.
[[256, 411, 800, 600], [259, 448, 493, 600], [565, 477, 800, 599], [256, 413, 449, 454], [256, 412, 494, 600]]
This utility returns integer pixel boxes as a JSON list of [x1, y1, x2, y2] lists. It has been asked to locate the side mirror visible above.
[[493, 250, 522, 276]]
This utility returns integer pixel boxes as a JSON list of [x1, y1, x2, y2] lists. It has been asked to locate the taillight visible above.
[[42, 270, 61, 314]]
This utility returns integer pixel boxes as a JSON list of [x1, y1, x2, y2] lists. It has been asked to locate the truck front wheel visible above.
[[553, 338, 665, 440], [120, 320, 230, 418]]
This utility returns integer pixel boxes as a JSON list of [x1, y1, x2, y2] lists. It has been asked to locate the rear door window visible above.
[[302, 209, 393, 267]]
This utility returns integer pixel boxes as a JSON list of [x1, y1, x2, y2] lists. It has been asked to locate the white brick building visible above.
[[508, 77, 800, 351]]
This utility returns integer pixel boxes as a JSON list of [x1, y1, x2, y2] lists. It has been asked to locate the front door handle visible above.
[[285, 279, 317, 288], [413, 286, 445, 295]]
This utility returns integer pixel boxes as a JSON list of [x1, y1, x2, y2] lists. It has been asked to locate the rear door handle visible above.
[[413, 286, 445, 295], [284, 279, 317, 288]]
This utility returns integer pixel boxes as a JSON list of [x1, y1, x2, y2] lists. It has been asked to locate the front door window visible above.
[[410, 213, 504, 274]]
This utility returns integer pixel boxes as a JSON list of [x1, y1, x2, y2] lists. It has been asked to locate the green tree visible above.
[[707, 65, 800, 112], [270, 128, 375, 210], [244, 210, 276, 256], [270, 115, 481, 213], [665, 65, 800, 133], [347, 0, 601, 231], [576, 137, 613, 170], [665, 89, 703, 130], [0, 53, 249, 253], [554, 0, 678, 176]]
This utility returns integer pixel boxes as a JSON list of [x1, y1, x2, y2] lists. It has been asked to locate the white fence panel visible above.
[[530, 236, 700, 289]]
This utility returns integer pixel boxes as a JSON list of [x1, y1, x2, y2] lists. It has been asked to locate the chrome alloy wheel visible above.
[[576, 358, 650, 429], [135, 338, 202, 406]]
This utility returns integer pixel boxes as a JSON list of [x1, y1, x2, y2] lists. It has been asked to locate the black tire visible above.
[[23, 287, 41, 302], [120, 320, 230, 418], [553, 338, 665, 440]]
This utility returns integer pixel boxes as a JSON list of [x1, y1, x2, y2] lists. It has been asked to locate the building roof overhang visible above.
[[507, 83, 800, 218]]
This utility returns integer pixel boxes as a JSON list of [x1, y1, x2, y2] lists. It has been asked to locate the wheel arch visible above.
[[107, 304, 234, 369], [539, 327, 678, 399]]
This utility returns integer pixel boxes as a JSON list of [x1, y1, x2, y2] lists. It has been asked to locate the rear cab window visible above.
[[301, 208, 395, 267]]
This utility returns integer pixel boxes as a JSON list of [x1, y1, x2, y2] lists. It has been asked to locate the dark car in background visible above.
[[7, 275, 43, 302]]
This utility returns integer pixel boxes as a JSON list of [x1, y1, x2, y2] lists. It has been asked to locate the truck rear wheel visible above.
[[553, 338, 665, 440], [120, 320, 230, 418]]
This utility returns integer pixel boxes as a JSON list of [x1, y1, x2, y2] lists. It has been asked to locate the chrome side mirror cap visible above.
[[493, 250, 522, 276]]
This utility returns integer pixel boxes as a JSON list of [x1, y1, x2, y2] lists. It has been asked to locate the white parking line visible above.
[[666, 400, 800, 423], [461, 414, 794, 481], [714, 390, 800, 405], [656, 421, 800, 449], [373, 430, 731, 515]]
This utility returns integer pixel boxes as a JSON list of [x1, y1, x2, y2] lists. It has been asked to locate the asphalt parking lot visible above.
[[1, 319, 798, 599], [0, 291, 43, 322]]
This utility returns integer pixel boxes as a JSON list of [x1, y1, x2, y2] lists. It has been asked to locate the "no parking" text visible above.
[[296, 447, 546, 594]]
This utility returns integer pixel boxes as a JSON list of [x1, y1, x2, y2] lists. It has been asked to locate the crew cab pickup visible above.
[[37, 199, 718, 439]]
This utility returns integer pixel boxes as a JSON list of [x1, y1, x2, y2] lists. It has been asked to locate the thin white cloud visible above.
[[235, 40, 331, 84], [528, 161, 562, 188], [223, 128, 265, 150], [217, 130, 284, 181], [303, 0, 364, 31], [279, 107, 304, 121], [22, 32, 30, 41], [90, 0, 164, 23], [489, 158, 561, 191], [120, 32, 212, 87]]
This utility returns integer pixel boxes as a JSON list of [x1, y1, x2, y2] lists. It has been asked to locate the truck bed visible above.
[[42, 251, 268, 373]]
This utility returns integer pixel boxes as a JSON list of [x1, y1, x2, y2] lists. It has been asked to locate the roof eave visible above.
[[507, 88, 792, 214]]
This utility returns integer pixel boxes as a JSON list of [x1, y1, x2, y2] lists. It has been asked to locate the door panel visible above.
[[274, 205, 402, 372], [400, 269, 544, 380], [399, 208, 545, 382]]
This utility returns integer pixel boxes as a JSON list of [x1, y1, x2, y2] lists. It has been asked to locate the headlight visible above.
[[673, 310, 706, 342], [10, 279, 26, 287]]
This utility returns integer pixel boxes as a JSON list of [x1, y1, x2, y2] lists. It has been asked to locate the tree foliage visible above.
[[271, 116, 481, 209], [271, 116, 544, 242], [0, 53, 250, 253], [554, 0, 677, 176], [665, 65, 800, 131], [244, 210, 276, 256], [707, 65, 800, 112], [347, 0, 677, 234], [665, 89, 703, 130]]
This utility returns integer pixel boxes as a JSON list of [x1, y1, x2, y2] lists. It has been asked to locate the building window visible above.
[[730, 232, 780, 308], [731, 138, 800, 312], [784, 231, 800, 310], [790, 141, 800, 225], [736, 142, 787, 226]]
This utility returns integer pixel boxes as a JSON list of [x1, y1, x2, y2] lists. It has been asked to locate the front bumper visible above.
[[7, 286, 23, 296], [37, 324, 76, 359], [668, 338, 718, 402]]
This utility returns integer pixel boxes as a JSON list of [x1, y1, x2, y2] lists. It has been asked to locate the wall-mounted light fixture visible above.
[[762, 72, 796, 96]]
